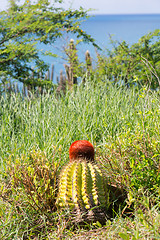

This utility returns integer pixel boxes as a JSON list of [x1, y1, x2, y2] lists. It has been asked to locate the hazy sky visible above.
[[1, 0, 160, 14]]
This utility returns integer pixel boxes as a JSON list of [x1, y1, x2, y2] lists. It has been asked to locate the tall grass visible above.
[[1, 83, 159, 161], [0, 82, 160, 239]]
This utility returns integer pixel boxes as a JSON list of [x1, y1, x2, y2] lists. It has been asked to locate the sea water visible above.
[[41, 14, 160, 82]]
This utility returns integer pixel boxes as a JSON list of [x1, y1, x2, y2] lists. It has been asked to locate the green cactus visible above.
[[56, 140, 109, 223], [56, 160, 108, 208]]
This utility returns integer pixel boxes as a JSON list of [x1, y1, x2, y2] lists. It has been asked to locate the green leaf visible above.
[[119, 232, 130, 240]]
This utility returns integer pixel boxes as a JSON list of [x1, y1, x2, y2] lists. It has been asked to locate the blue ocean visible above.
[[43, 14, 160, 82], [81, 14, 160, 47], [1, 14, 160, 84]]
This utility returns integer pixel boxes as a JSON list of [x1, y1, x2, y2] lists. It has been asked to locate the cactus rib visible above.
[[56, 160, 109, 211]]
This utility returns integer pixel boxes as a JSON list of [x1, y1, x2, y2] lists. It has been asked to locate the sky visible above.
[[1, 0, 160, 14]]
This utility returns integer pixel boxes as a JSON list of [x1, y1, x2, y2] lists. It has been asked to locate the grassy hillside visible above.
[[0, 82, 160, 239]]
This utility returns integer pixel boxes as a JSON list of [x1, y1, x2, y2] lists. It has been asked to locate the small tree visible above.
[[0, 0, 98, 88], [95, 30, 160, 89]]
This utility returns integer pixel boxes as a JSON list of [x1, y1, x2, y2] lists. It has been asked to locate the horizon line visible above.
[[88, 13, 160, 15]]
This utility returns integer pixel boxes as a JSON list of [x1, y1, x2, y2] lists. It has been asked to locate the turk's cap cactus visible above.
[[56, 140, 110, 223]]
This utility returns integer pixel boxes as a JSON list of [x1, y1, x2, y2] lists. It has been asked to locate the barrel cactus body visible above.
[[56, 140, 109, 223]]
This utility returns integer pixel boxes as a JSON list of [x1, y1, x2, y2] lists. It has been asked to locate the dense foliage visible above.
[[0, 0, 96, 86], [95, 30, 160, 89]]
